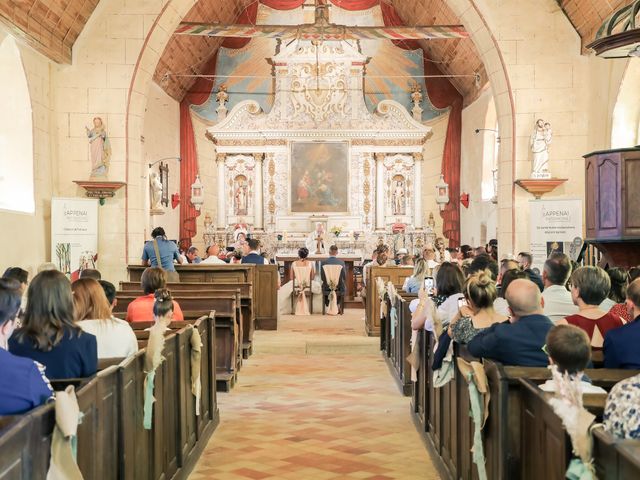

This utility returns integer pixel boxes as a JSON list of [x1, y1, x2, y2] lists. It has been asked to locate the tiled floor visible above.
[[190, 310, 440, 480]]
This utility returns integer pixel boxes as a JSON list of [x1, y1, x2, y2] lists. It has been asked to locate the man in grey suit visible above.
[[321, 245, 347, 312]]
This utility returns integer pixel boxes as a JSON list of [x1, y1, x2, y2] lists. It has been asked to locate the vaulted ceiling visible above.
[[556, 0, 631, 50], [0, 0, 632, 98], [0, 0, 100, 63]]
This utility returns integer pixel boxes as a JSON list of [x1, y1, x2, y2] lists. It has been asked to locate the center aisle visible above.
[[190, 310, 441, 480]]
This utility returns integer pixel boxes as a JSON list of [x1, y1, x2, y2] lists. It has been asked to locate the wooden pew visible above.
[[118, 294, 239, 391], [365, 266, 413, 336], [387, 291, 416, 396], [127, 264, 279, 331], [0, 315, 218, 480], [410, 328, 640, 480], [592, 428, 640, 479], [119, 281, 255, 359]]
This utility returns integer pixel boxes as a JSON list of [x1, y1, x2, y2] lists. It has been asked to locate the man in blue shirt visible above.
[[142, 227, 183, 272], [468, 278, 554, 367], [0, 278, 53, 415], [604, 278, 640, 369]]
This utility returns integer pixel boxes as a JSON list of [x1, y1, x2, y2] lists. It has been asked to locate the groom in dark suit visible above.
[[321, 245, 346, 310]]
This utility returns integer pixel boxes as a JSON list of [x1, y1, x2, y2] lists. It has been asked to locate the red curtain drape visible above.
[[380, 2, 462, 247], [179, 3, 259, 247], [261, 0, 304, 9]]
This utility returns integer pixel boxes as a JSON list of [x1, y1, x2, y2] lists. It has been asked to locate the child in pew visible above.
[[539, 324, 606, 394], [73, 278, 138, 359], [126, 267, 184, 322], [0, 278, 53, 415]]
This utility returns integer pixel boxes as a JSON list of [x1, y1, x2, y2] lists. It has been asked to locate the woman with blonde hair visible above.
[[448, 270, 508, 343], [403, 258, 429, 293], [73, 278, 138, 359]]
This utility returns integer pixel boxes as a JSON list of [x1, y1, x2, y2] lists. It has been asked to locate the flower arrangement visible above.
[[330, 226, 342, 237]]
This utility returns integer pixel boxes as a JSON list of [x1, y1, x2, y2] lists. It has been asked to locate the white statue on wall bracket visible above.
[[149, 171, 164, 215], [531, 118, 552, 178]]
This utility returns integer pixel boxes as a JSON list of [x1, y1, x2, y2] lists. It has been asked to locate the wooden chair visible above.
[[291, 264, 313, 315], [322, 264, 344, 315]]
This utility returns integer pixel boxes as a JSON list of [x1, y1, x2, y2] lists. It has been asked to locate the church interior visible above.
[[0, 0, 640, 479]]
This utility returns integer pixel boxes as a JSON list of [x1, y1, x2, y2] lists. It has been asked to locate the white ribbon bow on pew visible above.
[[46, 385, 83, 480], [189, 325, 203, 416], [143, 320, 168, 430]]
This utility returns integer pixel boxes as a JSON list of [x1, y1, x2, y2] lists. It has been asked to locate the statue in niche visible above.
[[233, 175, 249, 216], [216, 84, 229, 120], [392, 177, 406, 215], [149, 171, 163, 214], [86, 117, 111, 177], [530, 119, 552, 178]]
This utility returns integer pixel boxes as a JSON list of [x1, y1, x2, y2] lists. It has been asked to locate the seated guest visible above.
[[153, 288, 176, 327], [142, 227, 183, 281], [126, 267, 184, 322], [497, 259, 519, 286], [449, 270, 508, 343], [241, 238, 268, 265], [3, 266, 29, 313], [542, 253, 578, 322], [99, 279, 118, 311], [290, 247, 315, 285], [201, 244, 226, 264], [539, 324, 605, 393], [467, 279, 554, 366], [362, 249, 378, 287], [603, 372, 640, 440], [403, 258, 429, 294], [9, 270, 97, 379], [602, 267, 630, 321], [185, 246, 202, 264], [72, 278, 138, 359], [494, 268, 528, 316], [37, 262, 58, 273], [0, 278, 53, 415], [629, 266, 640, 282], [421, 244, 439, 271], [411, 262, 464, 331], [460, 244, 474, 260], [558, 266, 625, 349], [400, 254, 414, 267], [517, 252, 544, 291], [475, 246, 487, 257], [321, 245, 346, 298], [468, 254, 498, 280], [604, 278, 640, 369], [3, 267, 29, 294], [79, 268, 101, 280]]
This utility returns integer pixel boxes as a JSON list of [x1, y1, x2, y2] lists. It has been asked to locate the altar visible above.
[[204, 39, 433, 241]]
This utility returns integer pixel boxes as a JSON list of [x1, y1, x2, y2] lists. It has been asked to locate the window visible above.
[[0, 35, 35, 214]]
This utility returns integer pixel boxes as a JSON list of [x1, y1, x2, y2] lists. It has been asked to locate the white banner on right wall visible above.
[[529, 199, 584, 273]]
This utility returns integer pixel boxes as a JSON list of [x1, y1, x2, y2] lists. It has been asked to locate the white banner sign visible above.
[[51, 197, 99, 279], [529, 199, 583, 272]]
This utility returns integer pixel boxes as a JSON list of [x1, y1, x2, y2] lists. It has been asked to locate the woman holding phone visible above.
[[448, 270, 507, 343], [410, 262, 465, 332]]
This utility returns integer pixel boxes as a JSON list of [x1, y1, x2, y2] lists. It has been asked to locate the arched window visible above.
[[611, 60, 640, 148], [481, 98, 498, 201], [0, 35, 34, 213]]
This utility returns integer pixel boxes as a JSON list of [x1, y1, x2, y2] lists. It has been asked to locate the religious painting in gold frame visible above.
[[289, 141, 349, 213]]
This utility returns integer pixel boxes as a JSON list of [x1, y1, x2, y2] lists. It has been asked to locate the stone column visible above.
[[253, 153, 265, 230], [375, 153, 385, 230], [413, 152, 423, 229], [216, 153, 226, 229]]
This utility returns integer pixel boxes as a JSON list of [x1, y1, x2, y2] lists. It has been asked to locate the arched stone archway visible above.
[[124, 0, 516, 260]]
